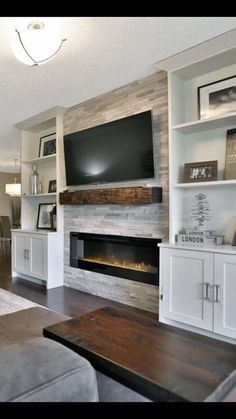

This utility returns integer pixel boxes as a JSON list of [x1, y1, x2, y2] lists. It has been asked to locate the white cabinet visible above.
[[12, 230, 63, 289], [161, 247, 214, 331], [214, 254, 236, 339], [159, 245, 236, 342], [12, 231, 46, 280], [12, 232, 46, 279], [12, 232, 28, 275]]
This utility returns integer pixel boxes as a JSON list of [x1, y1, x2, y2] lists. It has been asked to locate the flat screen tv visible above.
[[63, 110, 154, 186]]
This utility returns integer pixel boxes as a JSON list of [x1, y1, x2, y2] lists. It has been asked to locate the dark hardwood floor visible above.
[[0, 253, 121, 317]]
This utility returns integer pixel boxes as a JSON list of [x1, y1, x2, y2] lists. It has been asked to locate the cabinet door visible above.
[[162, 248, 214, 330], [12, 233, 28, 274], [214, 254, 236, 339], [28, 235, 47, 280]]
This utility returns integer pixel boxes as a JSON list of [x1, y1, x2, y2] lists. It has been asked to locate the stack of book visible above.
[[176, 229, 224, 246]]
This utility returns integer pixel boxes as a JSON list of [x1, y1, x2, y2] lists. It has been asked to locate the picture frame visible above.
[[38, 133, 56, 157], [36, 203, 56, 230], [48, 179, 57, 193], [198, 75, 236, 120], [225, 128, 236, 180], [183, 161, 218, 183]]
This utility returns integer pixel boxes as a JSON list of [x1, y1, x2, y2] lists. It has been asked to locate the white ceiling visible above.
[[1, 16, 236, 172]]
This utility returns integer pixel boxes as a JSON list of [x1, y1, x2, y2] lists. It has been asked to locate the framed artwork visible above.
[[198, 75, 236, 120], [38, 133, 56, 157], [36, 203, 56, 230], [225, 128, 236, 180], [183, 161, 218, 183], [48, 179, 56, 193]]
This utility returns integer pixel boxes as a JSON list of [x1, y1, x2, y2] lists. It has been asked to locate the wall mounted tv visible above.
[[63, 110, 154, 186]]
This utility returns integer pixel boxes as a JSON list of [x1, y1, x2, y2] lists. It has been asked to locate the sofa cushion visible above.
[[0, 337, 98, 402], [96, 371, 151, 402], [0, 307, 69, 347]]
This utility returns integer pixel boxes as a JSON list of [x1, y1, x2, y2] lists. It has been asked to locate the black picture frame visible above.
[[36, 203, 56, 230], [198, 75, 236, 120], [48, 179, 56, 193], [38, 133, 56, 157]]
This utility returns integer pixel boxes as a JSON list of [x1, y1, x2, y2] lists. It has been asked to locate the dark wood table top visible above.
[[43, 304, 236, 402]]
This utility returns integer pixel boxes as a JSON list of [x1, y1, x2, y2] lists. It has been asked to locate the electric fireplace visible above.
[[70, 232, 161, 285]]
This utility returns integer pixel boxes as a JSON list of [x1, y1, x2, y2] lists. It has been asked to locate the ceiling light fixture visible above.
[[5, 159, 21, 197], [11, 20, 66, 66]]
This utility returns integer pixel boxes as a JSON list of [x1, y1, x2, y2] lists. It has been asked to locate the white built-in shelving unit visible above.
[[11, 106, 67, 289], [156, 30, 236, 343], [166, 44, 236, 243]]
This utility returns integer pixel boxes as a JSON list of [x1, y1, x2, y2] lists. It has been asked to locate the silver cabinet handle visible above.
[[214, 284, 220, 303], [24, 249, 29, 260], [204, 282, 210, 301]]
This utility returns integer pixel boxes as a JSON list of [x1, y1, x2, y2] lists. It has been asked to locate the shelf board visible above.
[[174, 179, 236, 188], [11, 228, 58, 235], [172, 113, 236, 134], [22, 154, 56, 164], [23, 193, 57, 198], [159, 242, 236, 255]]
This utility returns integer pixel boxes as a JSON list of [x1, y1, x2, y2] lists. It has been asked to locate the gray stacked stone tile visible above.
[[63, 72, 168, 314]]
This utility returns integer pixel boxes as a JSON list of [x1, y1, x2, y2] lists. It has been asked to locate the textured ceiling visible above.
[[1, 16, 236, 171]]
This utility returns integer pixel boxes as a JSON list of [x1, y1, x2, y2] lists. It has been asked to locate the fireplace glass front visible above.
[[70, 232, 161, 285]]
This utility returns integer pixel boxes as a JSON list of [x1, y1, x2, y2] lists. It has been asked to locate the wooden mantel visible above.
[[59, 186, 162, 205]]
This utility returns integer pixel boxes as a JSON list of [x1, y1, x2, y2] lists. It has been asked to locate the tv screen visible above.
[[63, 110, 154, 186]]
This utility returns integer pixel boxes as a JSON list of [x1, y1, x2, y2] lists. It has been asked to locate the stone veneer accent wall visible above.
[[63, 72, 168, 313]]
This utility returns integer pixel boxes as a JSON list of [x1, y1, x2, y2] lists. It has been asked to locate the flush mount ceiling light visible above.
[[11, 20, 66, 66]]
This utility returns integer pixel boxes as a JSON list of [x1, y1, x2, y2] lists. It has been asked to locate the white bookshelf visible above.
[[168, 48, 236, 244], [16, 106, 66, 232], [157, 35, 236, 343], [13, 106, 67, 289]]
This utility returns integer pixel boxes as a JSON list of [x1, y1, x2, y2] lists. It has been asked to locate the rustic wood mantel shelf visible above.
[[59, 186, 162, 205]]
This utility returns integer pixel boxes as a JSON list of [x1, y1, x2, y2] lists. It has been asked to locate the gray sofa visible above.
[[0, 337, 98, 402], [0, 306, 149, 402]]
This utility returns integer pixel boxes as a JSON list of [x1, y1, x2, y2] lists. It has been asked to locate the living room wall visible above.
[[63, 71, 168, 313]]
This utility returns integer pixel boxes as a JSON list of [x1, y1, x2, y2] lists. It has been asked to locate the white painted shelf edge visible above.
[[172, 112, 236, 134], [23, 193, 57, 197], [22, 154, 56, 164], [174, 179, 236, 188], [158, 242, 236, 255], [11, 229, 59, 235]]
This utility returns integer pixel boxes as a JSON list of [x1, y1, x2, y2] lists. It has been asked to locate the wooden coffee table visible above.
[[43, 304, 236, 402]]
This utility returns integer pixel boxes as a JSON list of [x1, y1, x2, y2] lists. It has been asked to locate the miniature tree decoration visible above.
[[191, 193, 211, 228]]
